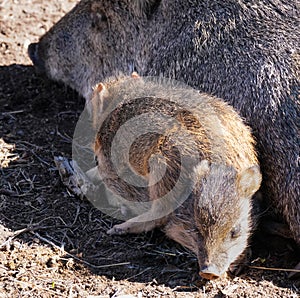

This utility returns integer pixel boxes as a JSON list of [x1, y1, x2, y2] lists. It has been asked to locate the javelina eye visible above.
[[230, 225, 241, 239]]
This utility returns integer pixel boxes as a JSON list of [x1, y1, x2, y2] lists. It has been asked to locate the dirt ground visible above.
[[0, 1, 299, 297]]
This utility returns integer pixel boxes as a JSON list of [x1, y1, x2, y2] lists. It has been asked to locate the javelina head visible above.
[[28, 0, 157, 100], [166, 160, 262, 280]]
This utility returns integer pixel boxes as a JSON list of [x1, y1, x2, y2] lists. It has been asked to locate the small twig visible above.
[[85, 261, 131, 269], [150, 249, 177, 257], [16, 141, 44, 150], [30, 149, 51, 166], [126, 267, 152, 281], [248, 265, 300, 273], [57, 111, 77, 117], [56, 129, 72, 143], [32, 231, 130, 269], [30, 232, 65, 253], [0, 225, 58, 249], [0, 227, 29, 249], [172, 285, 199, 292], [71, 204, 81, 226], [1, 110, 24, 115]]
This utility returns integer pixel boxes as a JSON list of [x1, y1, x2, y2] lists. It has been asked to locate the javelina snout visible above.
[[199, 264, 220, 280], [28, 42, 46, 74]]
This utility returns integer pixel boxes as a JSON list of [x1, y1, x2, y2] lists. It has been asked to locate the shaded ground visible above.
[[0, 1, 299, 297]]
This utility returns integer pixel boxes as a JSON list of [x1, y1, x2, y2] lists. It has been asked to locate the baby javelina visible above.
[[90, 73, 262, 280]]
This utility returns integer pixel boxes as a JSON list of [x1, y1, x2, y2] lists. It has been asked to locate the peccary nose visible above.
[[199, 265, 221, 280], [28, 42, 45, 74]]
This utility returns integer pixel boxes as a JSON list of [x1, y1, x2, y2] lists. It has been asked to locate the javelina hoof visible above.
[[54, 156, 96, 198], [107, 224, 129, 235]]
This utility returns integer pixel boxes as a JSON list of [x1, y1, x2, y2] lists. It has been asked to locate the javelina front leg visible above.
[[107, 154, 169, 235], [107, 203, 168, 235], [107, 213, 164, 235], [107, 201, 168, 235]]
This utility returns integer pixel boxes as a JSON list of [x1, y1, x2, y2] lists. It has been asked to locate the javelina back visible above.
[[28, 1, 300, 247], [90, 74, 262, 279]]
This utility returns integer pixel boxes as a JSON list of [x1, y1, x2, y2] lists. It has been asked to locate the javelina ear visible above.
[[91, 82, 109, 129], [94, 82, 106, 93], [237, 165, 262, 198], [194, 159, 210, 181], [94, 82, 109, 107], [93, 82, 109, 105]]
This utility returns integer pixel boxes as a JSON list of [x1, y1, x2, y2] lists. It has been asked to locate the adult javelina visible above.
[[90, 74, 262, 279], [28, 1, 300, 247]]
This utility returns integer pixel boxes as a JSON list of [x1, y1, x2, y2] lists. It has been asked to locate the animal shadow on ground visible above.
[[0, 64, 299, 291]]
